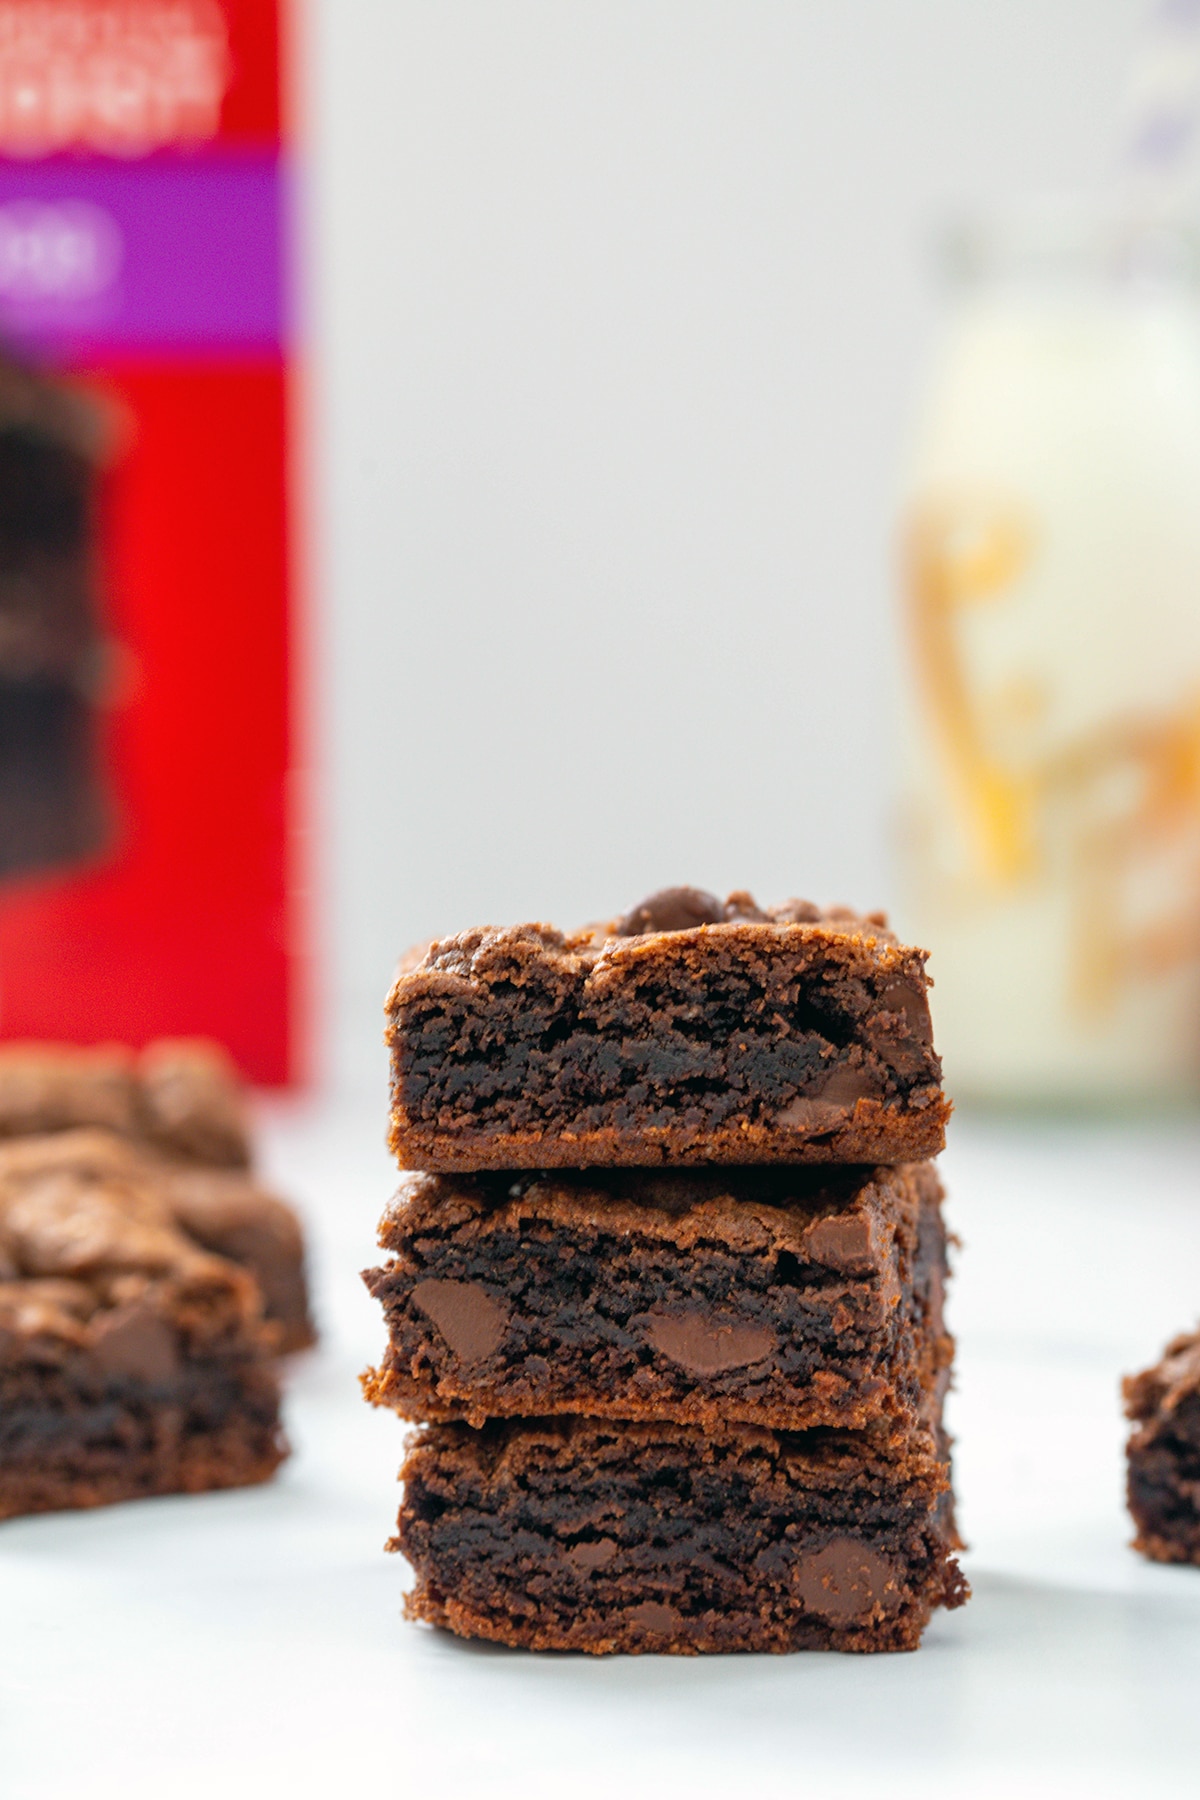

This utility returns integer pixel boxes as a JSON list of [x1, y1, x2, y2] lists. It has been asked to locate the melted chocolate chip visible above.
[[625, 1600, 684, 1635], [89, 1302, 179, 1383], [869, 978, 935, 1077], [566, 1538, 617, 1573], [773, 1095, 846, 1133], [801, 1210, 880, 1274], [614, 887, 725, 936], [817, 1064, 884, 1105], [792, 1539, 902, 1625], [411, 1278, 509, 1362], [876, 978, 933, 1045], [644, 1308, 777, 1375]]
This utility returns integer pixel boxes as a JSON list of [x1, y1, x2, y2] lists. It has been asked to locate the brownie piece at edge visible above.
[[362, 1161, 951, 1433], [0, 1131, 287, 1520], [163, 1166, 316, 1353], [1125, 1326, 1200, 1564], [0, 1129, 313, 1352], [386, 888, 949, 1172], [393, 1413, 968, 1655], [0, 1038, 252, 1168]]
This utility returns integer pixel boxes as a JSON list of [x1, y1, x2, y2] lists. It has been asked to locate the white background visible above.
[[301, 0, 1148, 1088], [4, 1113, 1200, 1799]]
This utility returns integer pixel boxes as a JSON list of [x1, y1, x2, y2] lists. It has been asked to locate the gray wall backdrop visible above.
[[303, 0, 1144, 1090]]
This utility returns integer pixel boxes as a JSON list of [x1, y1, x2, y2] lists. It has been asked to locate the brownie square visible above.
[[386, 888, 948, 1171], [0, 1038, 252, 1167], [1125, 1327, 1200, 1564], [363, 1161, 950, 1434], [395, 1412, 967, 1654], [0, 1131, 288, 1519]]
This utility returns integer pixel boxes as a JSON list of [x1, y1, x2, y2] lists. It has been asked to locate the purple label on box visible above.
[[0, 154, 283, 352]]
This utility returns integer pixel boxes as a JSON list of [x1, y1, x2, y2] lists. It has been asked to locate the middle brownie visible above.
[[362, 1161, 949, 1434]]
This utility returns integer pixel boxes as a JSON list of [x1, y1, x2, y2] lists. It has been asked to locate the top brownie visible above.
[[387, 887, 948, 1171]]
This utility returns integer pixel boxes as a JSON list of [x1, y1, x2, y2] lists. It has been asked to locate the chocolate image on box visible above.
[[0, 1037, 253, 1167], [0, 1130, 289, 1520], [395, 1412, 967, 1655], [386, 887, 949, 1172], [1125, 1326, 1200, 1565], [363, 1160, 950, 1434], [0, 349, 114, 883]]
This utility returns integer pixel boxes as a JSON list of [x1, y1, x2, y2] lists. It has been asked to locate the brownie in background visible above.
[[0, 350, 112, 882], [1125, 1327, 1200, 1565], [0, 1130, 287, 1519]]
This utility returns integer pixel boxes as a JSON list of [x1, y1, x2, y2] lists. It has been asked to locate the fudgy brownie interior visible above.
[[387, 888, 949, 1170], [397, 1414, 968, 1654], [363, 1161, 950, 1432]]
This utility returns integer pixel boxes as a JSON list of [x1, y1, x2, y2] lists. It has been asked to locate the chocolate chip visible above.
[[566, 1538, 617, 1573], [722, 890, 766, 921], [876, 979, 933, 1047], [411, 1278, 509, 1362], [614, 887, 725, 936], [817, 1064, 884, 1105], [792, 1539, 902, 1625], [89, 1302, 179, 1382], [769, 898, 822, 923], [774, 1096, 846, 1134], [869, 979, 934, 1077], [625, 1600, 683, 1635], [644, 1309, 777, 1375], [801, 1210, 880, 1274]]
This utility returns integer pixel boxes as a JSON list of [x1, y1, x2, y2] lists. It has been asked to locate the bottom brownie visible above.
[[395, 1415, 967, 1654], [1125, 1327, 1200, 1564]]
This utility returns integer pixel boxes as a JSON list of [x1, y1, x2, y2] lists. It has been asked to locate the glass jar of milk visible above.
[[896, 206, 1200, 1105]]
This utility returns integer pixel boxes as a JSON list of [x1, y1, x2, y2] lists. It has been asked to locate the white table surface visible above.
[[3, 1102, 1200, 1800]]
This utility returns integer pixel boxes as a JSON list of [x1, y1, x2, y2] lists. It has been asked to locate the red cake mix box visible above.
[[0, 0, 301, 1085]]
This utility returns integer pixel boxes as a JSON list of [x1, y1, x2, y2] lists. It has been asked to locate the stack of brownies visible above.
[[364, 887, 967, 1653], [0, 1038, 313, 1519]]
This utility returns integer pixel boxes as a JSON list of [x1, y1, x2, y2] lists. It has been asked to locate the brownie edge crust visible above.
[[396, 1415, 968, 1654], [386, 890, 949, 1172]]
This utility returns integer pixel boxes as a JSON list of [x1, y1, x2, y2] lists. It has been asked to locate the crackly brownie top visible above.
[[1125, 1327, 1200, 1424], [390, 886, 905, 997], [0, 1037, 252, 1168], [381, 1163, 937, 1276], [0, 1130, 269, 1371]]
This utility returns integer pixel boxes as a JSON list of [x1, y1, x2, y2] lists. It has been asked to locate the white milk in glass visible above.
[[896, 221, 1200, 1103]]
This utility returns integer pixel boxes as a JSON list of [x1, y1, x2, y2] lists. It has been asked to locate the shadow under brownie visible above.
[[363, 1160, 950, 1433], [1125, 1326, 1200, 1565], [0, 1131, 290, 1519], [396, 1412, 967, 1654], [386, 887, 949, 1171]]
